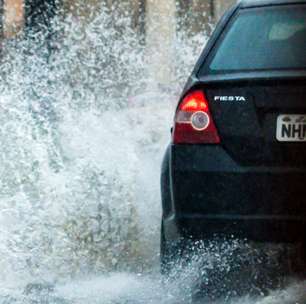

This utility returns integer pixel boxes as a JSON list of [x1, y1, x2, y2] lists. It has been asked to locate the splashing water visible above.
[[0, 3, 304, 303]]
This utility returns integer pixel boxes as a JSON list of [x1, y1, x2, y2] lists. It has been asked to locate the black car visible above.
[[161, 0, 306, 272]]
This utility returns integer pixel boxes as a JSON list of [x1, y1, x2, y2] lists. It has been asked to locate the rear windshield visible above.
[[201, 5, 306, 75]]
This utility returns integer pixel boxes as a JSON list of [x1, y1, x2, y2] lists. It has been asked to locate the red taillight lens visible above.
[[173, 90, 220, 144]]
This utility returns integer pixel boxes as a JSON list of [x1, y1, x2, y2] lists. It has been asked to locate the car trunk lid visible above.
[[199, 77, 306, 166]]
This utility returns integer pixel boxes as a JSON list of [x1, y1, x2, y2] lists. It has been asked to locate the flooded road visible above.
[[0, 5, 304, 304], [0, 273, 304, 304]]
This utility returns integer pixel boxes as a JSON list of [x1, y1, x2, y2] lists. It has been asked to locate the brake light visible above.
[[173, 90, 220, 144]]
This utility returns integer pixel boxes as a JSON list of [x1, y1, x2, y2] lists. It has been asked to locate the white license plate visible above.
[[276, 115, 306, 142]]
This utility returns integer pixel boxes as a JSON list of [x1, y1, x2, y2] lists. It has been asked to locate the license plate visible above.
[[276, 114, 306, 142]]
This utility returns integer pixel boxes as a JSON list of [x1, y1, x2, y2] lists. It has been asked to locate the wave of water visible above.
[[0, 3, 304, 303]]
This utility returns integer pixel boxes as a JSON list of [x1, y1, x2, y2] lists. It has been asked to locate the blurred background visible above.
[[1, 0, 235, 36], [0, 0, 236, 84]]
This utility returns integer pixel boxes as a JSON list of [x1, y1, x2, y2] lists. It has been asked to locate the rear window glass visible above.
[[202, 5, 306, 74]]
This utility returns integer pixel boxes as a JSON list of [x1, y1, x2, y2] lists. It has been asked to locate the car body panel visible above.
[[161, 0, 306, 244]]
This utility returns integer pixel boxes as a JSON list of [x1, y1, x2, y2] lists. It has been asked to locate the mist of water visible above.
[[0, 3, 304, 303]]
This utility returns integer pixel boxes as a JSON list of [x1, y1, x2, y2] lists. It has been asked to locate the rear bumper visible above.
[[162, 144, 306, 242], [163, 214, 306, 243]]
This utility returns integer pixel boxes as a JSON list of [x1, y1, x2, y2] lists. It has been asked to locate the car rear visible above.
[[162, 1, 306, 245]]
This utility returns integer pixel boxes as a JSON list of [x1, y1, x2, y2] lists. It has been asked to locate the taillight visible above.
[[173, 90, 220, 144]]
